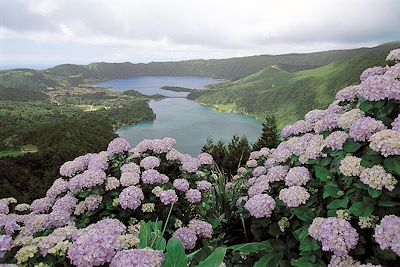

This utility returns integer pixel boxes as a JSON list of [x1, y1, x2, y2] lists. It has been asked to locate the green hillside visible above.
[[190, 41, 400, 127], [39, 43, 399, 85]]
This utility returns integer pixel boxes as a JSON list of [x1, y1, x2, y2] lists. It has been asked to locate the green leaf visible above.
[[230, 242, 272, 253], [196, 247, 227, 267], [327, 197, 349, 209], [294, 226, 308, 241], [253, 250, 283, 267], [299, 237, 320, 252], [139, 222, 152, 248], [315, 166, 330, 182], [323, 182, 340, 199], [293, 256, 316, 267], [343, 140, 363, 153], [368, 188, 382, 198], [378, 200, 398, 207], [383, 157, 400, 176], [349, 202, 374, 217], [162, 237, 187, 267], [293, 207, 314, 222], [155, 237, 167, 251], [359, 100, 374, 113]]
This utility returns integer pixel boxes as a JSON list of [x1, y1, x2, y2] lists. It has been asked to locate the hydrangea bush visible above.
[[0, 137, 216, 266], [227, 49, 400, 266]]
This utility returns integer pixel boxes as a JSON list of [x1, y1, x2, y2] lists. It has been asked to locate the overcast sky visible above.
[[1, 0, 399, 68]]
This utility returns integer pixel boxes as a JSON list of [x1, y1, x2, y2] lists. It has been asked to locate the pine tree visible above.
[[253, 114, 278, 151]]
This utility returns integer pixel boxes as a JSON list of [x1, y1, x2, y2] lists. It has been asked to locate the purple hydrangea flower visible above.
[[173, 227, 197, 250], [314, 113, 341, 133], [141, 169, 163, 184], [386, 48, 400, 62], [110, 248, 164, 267], [349, 117, 386, 142], [374, 215, 400, 256], [335, 85, 360, 102], [369, 129, 400, 157], [246, 159, 258, 168], [107, 138, 131, 156], [87, 151, 109, 171], [309, 217, 358, 256], [68, 219, 126, 267], [153, 137, 177, 154], [120, 163, 141, 174], [166, 148, 182, 161], [30, 197, 54, 214], [360, 66, 387, 81], [252, 166, 267, 177], [119, 186, 144, 210], [266, 165, 288, 183], [196, 181, 212, 191], [180, 154, 201, 173], [281, 120, 313, 138], [278, 186, 310, 207], [391, 114, 400, 131], [197, 153, 213, 165], [173, 179, 190, 192], [120, 172, 140, 187], [185, 189, 202, 204], [59, 153, 92, 177], [68, 170, 107, 193], [0, 235, 13, 258], [325, 131, 349, 151], [0, 214, 21, 235], [359, 75, 400, 101], [244, 194, 276, 218], [305, 109, 327, 123], [140, 156, 160, 170], [285, 166, 311, 187], [46, 178, 69, 199], [46, 195, 77, 228], [159, 189, 178, 205], [188, 219, 213, 239], [0, 200, 9, 215]]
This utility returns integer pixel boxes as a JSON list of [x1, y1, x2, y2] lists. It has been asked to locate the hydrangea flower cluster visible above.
[[244, 194, 276, 218], [309, 217, 359, 256], [374, 215, 400, 256], [0, 136, 216, 266], [173, 219, 212, 250], [229, 49, 400, 266], [110, 248, 164, 267], [278, 186, 310, 208]]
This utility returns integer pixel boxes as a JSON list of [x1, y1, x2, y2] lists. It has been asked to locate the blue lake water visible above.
[[94, 76, 263, 154], [92, 76, 221, 97]]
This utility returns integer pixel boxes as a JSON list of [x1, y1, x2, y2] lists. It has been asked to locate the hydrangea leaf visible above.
[[163, 237, 188, 267], [349, 201, 374, 217]]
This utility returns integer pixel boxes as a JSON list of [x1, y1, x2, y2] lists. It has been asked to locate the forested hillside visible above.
[[190, 41, 400, 126]]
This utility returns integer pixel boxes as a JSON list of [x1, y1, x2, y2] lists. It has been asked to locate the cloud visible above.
[[0, 0, 399, 65]]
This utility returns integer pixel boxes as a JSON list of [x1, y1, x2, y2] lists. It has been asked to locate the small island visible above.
[[160, 85, 197, 93]]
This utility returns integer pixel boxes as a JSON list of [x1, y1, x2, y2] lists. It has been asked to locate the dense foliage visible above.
[[202, 135, 252, 177], [0, 98, 154, 202]]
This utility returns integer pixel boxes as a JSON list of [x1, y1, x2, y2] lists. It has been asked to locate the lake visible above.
[[92, 76, 221, 97], [92, 76, 263, 154]]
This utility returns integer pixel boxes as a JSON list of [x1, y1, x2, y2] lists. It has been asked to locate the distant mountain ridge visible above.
[[189, 41, 400, 126], [1, 42, 399, 89], [42, 46, 380, 85]]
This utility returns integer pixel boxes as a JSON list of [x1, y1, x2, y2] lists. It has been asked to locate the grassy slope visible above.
[[191, 42, 399, 127]]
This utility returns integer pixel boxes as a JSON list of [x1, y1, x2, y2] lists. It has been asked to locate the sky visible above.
[[1, 0, 400, 68]]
